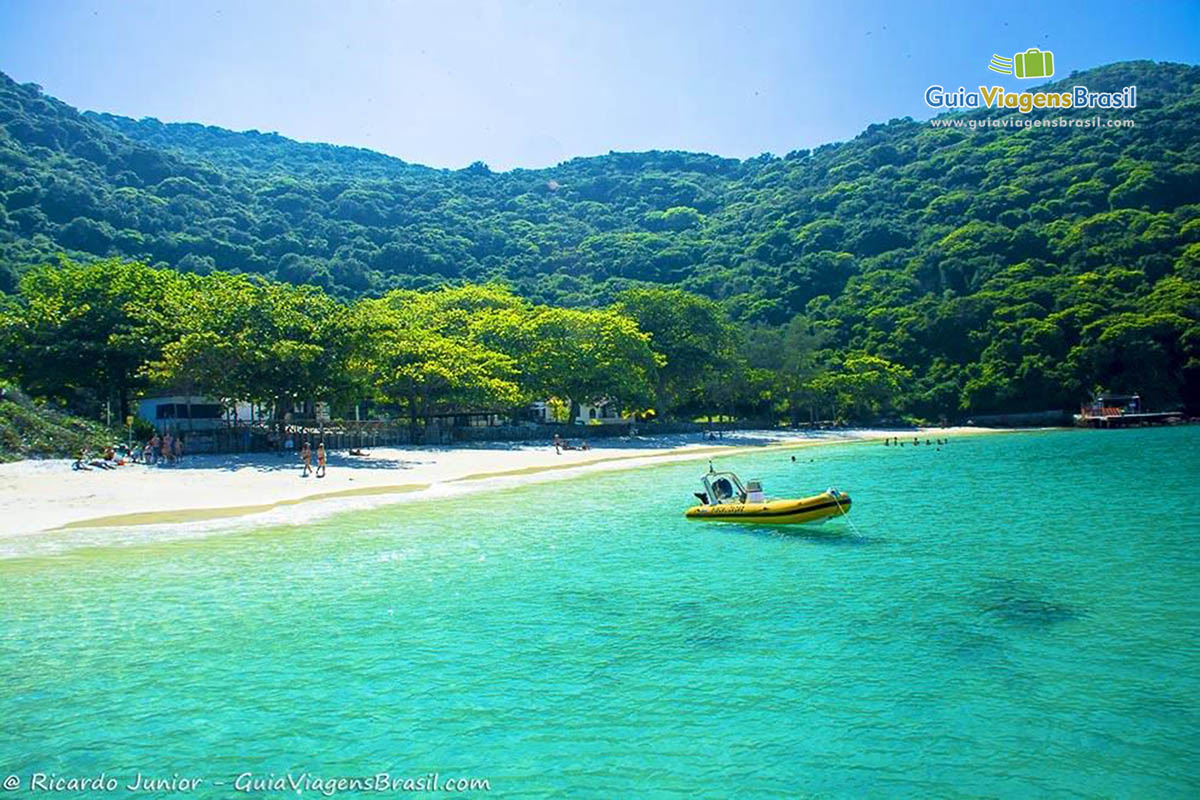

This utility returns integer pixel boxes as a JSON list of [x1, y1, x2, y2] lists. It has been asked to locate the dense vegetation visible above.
[[0, 260, 760, 435], [0, 381, 119, 461], [1, 60, 1198, 421]]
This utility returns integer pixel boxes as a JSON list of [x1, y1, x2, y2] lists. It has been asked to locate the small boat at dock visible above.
[[684, 465, 851, 525]]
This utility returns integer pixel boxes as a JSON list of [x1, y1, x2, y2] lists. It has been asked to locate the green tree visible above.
[[146, 272, 353, 427], [0, 258, 179, 418], [613, 287, 734, 418], [503, 306, 660, 412], [809, 354, 911, 422], [350, 295, 521, 440]]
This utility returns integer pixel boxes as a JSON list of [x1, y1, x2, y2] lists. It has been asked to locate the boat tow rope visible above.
[[829, 490, 864, 537]]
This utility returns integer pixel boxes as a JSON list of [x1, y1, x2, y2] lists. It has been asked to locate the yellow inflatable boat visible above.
[[684, 466, 851, 525]]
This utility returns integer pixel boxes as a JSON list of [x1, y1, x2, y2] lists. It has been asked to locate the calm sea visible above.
[[1, 427, 1197, 798]]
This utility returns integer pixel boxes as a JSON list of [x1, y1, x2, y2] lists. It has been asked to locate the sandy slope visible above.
[[0, 427, 1000, 537]]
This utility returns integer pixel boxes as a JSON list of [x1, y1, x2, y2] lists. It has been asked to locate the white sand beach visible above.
[[0, 427, 1004, 538]]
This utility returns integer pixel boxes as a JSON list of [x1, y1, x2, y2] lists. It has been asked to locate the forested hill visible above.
[[86, 112, 439, 181], [1, 60, 1198, 416]]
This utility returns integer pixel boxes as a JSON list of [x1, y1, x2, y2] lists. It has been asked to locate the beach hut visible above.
[[135, 395, 260, 432]]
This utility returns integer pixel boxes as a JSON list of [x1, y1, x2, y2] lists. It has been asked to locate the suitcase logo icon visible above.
[[988, 48, 1055, 79]]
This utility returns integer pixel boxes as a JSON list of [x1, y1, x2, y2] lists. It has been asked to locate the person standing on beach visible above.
[[316, 442, 327, 478], [300, 440, 312, 477], [149, 433, 160, 465], [174, 435, 183, 463], [162, 432, 173, 465]]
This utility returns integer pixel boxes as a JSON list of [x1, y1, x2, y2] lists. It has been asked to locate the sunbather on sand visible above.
[[89, 451, 115, 470]]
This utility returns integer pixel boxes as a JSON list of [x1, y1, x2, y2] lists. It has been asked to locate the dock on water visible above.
[[1074, 392, 1184, 428]]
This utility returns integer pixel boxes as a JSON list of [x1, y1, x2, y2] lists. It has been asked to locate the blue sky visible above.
[[1, 0, 1197, 170]]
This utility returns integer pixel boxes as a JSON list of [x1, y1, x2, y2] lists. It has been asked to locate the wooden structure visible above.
[[1074, 393, 1183, 428]]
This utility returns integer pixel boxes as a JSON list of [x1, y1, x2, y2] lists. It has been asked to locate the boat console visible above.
[[700, 470, 746, 505]]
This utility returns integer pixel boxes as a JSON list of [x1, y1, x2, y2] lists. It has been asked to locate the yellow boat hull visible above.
[[684, 491, 851, 525]]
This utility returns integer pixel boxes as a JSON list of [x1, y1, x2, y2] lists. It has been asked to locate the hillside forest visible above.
[[0, 60, 1197, 428]]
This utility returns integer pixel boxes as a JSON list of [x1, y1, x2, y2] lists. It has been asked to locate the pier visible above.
[[1074, 393, 1184, 428]]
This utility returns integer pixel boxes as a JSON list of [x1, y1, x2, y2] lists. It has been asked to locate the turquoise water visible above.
[[1, 427, 1198, 798]]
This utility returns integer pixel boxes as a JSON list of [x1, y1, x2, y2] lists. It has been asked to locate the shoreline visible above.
[[0, 427, 1018, 539]]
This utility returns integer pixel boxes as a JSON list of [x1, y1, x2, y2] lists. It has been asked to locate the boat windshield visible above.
[[702, 471, 746, 504]]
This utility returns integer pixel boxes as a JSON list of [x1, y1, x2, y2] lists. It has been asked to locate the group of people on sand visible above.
[[143, 431, 183, 465], [73, 433, 184, 471], [299, 440, 327, 478], [552, 433, 590, 454]]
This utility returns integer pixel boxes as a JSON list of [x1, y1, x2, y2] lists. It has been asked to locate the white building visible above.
[[575, 399, 624, 424], [528, 399, 623, 425], [135, 395, 262, 431]]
